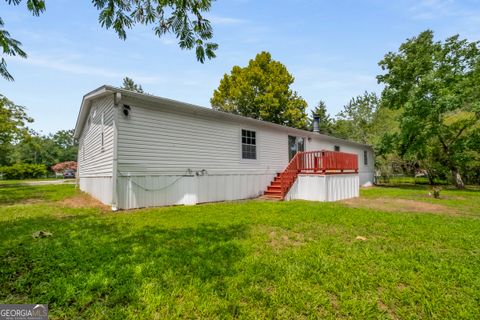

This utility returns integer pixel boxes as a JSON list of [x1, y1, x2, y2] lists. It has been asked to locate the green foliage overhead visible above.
[[121, 77, 144, 93], [377, 30, 480, 188], [0, 17, 28, 81], [211, 51, 308, 129], [1, 0, 217, 80]]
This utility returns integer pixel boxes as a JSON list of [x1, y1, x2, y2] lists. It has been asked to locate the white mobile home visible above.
[[74, 85, 374, 210]]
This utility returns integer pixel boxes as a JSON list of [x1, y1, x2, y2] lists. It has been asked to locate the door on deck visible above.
[[288, 136, 305, 161]]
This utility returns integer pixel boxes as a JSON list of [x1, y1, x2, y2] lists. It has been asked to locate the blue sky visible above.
[[1, 0, 479, 134]]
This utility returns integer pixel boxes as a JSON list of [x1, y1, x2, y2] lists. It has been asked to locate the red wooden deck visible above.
[[263, 150, 359, 200]]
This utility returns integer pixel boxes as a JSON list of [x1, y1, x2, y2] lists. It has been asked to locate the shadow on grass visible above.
[[0, 214, 247, 318]]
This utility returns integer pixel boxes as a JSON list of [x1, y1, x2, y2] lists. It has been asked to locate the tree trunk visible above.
[[427, 171, 435, 185], [451, 168, 465, 189]]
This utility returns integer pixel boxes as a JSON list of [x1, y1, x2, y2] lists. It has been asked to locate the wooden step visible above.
[[264, 190, 282, 196], [267, 186, 282, 192], [262, 194, 283, 199], [257, 195, 283, 201]]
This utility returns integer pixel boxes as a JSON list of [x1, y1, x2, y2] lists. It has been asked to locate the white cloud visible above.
[[290, 65, 381, 114], [207, 15, 248, 25], [408, 0, 480, 23], [10, 53, 163, 84], [409, 0, 455, 20], [403, 0, 480, 40]]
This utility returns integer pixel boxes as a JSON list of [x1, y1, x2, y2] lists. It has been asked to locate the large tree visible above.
[[1, 0, 217, 80], [0, 94, 32, 164], [211, 51, 308, 129], [377, 30, 480, 188], [51, 129, 77, 162], [333, 91, 380, 144], [10, 129, 78, 167]]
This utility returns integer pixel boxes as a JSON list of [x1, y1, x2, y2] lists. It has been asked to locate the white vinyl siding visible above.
[[77, 95, 115, 177], [116, 97, 294, 176]]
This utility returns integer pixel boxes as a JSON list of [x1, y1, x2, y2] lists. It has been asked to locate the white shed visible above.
[[74, 85, 374, 210]]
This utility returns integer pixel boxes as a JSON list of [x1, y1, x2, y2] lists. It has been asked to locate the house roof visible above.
[[74, 85, 372, 149]]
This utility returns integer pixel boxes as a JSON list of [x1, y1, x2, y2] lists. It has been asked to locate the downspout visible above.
[[111, 92, 121, 211]]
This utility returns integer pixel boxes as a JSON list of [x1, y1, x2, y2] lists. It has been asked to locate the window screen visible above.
[[364, 150, 368, 165], [334, 145, 340, 152], [242, 129, 256, 159]]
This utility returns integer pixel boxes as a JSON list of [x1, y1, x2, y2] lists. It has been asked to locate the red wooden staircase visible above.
[[262, 150, 359, 200], [263, 172, 290, 199]]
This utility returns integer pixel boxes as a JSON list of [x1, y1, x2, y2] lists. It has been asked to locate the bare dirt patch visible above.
[[330, 294, 339, 312], [256, 226, 309, 250], [58, 193, 109, 211], [377, 288, 399, 320], [269, 229, 306, 249], [342, 197, 458, 215]]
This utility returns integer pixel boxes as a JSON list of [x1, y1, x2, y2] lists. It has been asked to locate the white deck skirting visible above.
[[285, 174, 359, 202]]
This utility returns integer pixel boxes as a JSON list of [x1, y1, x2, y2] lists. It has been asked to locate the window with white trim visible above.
[[241, 129, 256, 159], [364, 150, 368, 165]]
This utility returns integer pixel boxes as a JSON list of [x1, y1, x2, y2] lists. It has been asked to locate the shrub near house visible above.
[[0, 163, 47, 180]]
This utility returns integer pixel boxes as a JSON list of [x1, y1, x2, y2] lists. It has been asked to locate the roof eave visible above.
[[73, 85, 373, 150], [73, 86, 114, 139]]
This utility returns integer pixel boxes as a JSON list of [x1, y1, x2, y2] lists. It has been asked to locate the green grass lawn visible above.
[[0, 178, 67, 185], [1, 183, 479, 319]]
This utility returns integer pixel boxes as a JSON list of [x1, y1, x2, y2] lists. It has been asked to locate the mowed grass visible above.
[[1, 183, 479, 319]]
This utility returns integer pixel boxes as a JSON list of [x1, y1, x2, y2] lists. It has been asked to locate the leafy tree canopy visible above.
[[334, 91, 380, 144], [211, 51, 308, 129], [122, 77, 144, 93], [8, 129, 78, 167], [1, 0, 217, 80], [0, 94, 32, 164], [377, 30, 480, 188]]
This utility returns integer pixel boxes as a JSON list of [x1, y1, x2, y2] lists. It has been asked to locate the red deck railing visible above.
[[298, 150, 358, 173], [276, 150, 358, 198]]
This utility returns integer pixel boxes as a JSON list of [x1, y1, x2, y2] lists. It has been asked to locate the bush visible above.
[[51, 161, 77, 173], [0, 163, 47, 180]]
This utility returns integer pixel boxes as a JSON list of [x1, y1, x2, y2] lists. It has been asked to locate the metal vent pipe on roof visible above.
[[313, 116, 320, 133]]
